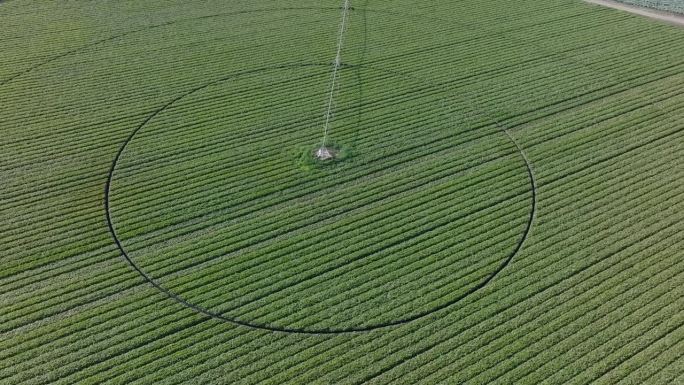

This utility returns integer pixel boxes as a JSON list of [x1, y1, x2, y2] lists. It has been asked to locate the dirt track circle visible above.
[[105, 62, 536, 334], [0, 3, 537, 334]]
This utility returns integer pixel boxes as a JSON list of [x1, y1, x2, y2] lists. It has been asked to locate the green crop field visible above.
[[1, 0, 683, 383]]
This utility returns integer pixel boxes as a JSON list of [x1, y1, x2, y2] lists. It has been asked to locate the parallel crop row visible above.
[[1, 0, 683, 383]]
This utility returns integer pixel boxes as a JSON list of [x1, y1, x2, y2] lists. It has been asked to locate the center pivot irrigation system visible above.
[[315, 0, 352, 161]]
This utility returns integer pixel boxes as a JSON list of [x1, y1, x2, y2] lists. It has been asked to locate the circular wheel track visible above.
[[104, 62, 537, 334], [7, 5, 538, 334]]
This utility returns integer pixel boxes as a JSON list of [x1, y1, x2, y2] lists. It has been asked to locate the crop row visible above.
[[180, 124, 684, 380], [2, 1, 683, 382], [135, 160, 684, 381], [276, 162, 684, 384], [2, 80, 680, 336], [4, 122, 678, 377], [4, 67, 680, 336], [2, 56, 680, 300], [120, 88, 672, 286], [107, 166, 680, 382], [1, 2, 636, 156]]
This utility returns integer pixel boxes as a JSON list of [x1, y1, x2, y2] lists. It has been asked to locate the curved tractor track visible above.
[[5, 5, 538, 335], [104, 63, 538, 335]]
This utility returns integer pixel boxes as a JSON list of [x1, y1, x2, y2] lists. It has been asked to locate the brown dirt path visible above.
[[585, 0, 684, 27]]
